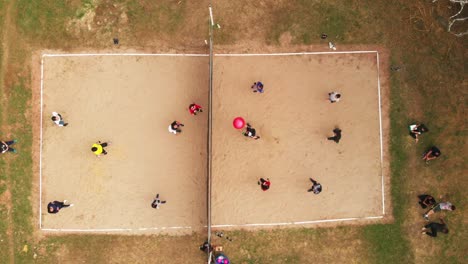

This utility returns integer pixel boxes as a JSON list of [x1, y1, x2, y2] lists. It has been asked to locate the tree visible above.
[[433, 0, 468, 36]]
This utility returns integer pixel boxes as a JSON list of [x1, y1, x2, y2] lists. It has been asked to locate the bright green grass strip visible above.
[[7, 79, 34, 263]]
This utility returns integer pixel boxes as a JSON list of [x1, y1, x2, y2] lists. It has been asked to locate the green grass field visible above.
[[0, 0, 466, 263]]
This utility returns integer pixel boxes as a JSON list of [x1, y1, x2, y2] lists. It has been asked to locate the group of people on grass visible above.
[[409, 123, 456, 238]]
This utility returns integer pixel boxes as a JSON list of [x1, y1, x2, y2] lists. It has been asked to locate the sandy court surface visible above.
[[41, 55, 208, 232], [211, 53, 384, 226]]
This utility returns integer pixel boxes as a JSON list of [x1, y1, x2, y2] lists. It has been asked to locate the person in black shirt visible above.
[[307, 178, 322, 194], [243, 123, 260, 140], [1, 139, 17, 154], [422, 218, 448, 237], [327, 128, 342, 143], [47, 200, 73, 214], [418, 194, 436, 209], [422, 146, 441, 163]]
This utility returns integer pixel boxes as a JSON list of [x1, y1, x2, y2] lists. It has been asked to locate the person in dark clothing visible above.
[[327, 128, 342, 143], [151, 193, 166, 209], [409, 124, 428, 142], [422, 146, 441, 163], [1, 139, 17, 154], [243, 123, 260, 140], [307, 178, 322, 194], [258, 178, 270, 191], [418, 194, 436, 209], [422, 218, 448, 237], [47, 200, 73, 214], [199, 241, 213, 253], [168, 121, 184, 135]]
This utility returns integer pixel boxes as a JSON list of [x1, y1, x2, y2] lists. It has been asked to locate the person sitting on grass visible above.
[[418, 194, 436, 209], [423, 201, 455, 220], [409, 123, 428, 142], [1, 139, 17, 154], [422, 146, 441, 163], [421, 218, 448, 237]]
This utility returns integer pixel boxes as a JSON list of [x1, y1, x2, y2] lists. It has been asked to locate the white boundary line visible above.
[[212, 216, 384, 228], [376, 52, 385, 215], [41, 226, 191, 232], [39, 57, 44, 229], [39, 51, 386, 232]]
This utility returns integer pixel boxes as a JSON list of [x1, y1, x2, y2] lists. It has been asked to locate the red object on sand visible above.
[[233, 117, 245, 129]]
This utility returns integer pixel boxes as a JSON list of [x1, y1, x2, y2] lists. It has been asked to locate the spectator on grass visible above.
[[327, 128, 342, 143], [251, 82, 264, 93], [258, 178, 270, 191], [307, 178, 322, 194], [422, 146, 441, 163], [1, 139, 17, 154], [47, 200, 73, 214], [243, 123, 260, 140], [423, 201, 455, 220], [328, 92, 341, 103], [418, 194, 436, 209], [151, 193, 166, 209], [168, 121, 184, 135], [91, 141, 110, 157], [409, 123, 428, 142], [421, 218, 448, 237], [51, 112, 68, 127], [189, 103, 203, 115]]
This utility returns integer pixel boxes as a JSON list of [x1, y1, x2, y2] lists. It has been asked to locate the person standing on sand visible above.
[[168, 121, 184, 135], [327, 128, 342, 143], [307, 178, 322, 194], [47, 200, 74, 214], [328, 92, 341, 103], [258, 178, 270, 191], [151, 193, 166, 209], [251, 82, 264, 93], [91, 141, 109, 157], [243, 123, 260, 140], [1, 139, 17, 154], [51, 112, 68, 127], [189, 103, 203, 115]]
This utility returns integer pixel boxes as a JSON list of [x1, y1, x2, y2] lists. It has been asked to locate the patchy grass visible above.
[[0, 0, 466, 263]]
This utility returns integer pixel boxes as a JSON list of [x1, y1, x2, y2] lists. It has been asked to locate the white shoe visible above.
[[69, 204, 74, 207], [63, 200, 68, 204]]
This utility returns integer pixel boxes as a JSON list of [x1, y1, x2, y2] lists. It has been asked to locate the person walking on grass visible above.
[[1, 139, 17, 154], [423, 201, 455, 220], [47, 200, 74, 214], [422, 146, 441, 163], [189, 103, 203, 115], [243, 123, 260, 140], [258, 178, 270, 191], [328, 92, 341, 103], [418, 194, 436, 209], [251, 82, 264, 93], [422, 218, 449, 237], [327, 128, 342, 143], [151, 193, 166, 209], [307, 178, 322, 194], [91, 141, 110, 157], [51, 112, 68, 127], [168, 121, 184, 135]]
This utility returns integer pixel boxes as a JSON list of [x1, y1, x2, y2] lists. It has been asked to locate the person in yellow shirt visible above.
[[91, 141, 109, 157]]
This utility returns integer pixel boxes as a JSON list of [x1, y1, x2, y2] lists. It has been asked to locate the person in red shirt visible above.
[[258, 178, 270, 191], [189, 103, 203, 115]]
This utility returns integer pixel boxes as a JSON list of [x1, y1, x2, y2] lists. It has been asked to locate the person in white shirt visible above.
[[51, 112, 68, 127], [328, 92, 341, 103]]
